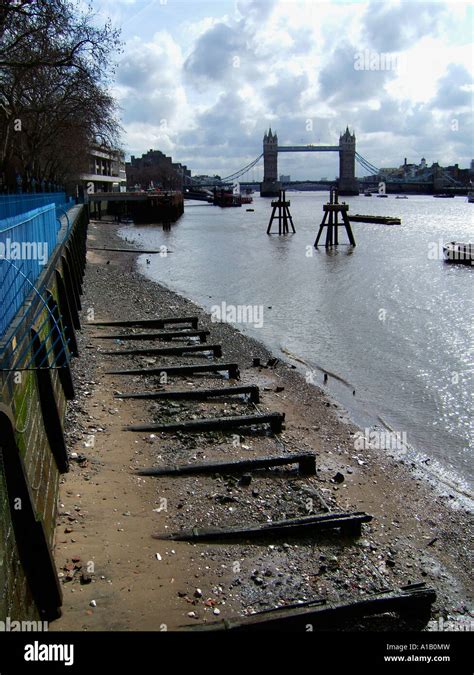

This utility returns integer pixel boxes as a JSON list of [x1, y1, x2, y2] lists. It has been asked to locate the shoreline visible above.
[[52, 217, 472, 631], [130, 245, 473, 509]]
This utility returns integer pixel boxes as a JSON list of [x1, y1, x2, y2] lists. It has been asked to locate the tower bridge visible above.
[[187, 129, 463, 197], [261, 127, 358, 196]]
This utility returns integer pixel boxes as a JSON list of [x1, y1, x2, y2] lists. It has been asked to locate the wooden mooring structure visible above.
[[267, 190, 295, 234], [314, 187, 356, 247]]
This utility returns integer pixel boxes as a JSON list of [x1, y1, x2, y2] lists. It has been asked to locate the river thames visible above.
[[121, 192, 473, 499]]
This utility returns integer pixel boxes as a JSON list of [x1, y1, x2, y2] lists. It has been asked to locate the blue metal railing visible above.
[[0, 193, 74, 220], [0, 205, 59, 339]]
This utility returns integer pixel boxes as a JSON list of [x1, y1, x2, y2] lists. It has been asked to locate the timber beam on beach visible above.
[[107, 362, 240, 379], [115, 384, 260, 403], [125, 411, 285, 434], [156, 510, 371, 541], [87, 247, 164, 254], [89, 316, 199, 329], [136, 453, 316, 477], [91, 330, 210, 343], [101, 344, 222, 358], [184, 583, 436, 631]]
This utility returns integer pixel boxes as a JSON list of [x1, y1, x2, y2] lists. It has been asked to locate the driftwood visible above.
[[136, 452, 316, 477], [89, 316, 199, 329], [107, 362, 240, 379], [91, 330, 210, 343], [125, 411, 284, 434], [115, 384, 260, 403], [156, 510, 371, 541], [185, 583, 435, 631]]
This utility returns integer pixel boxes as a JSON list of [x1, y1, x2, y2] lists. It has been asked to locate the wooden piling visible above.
[[267, 190, 296, 234], [114, 384, 260, 403], [136, 452, 316, 477], [102, 344, 222, 358], [124, 411, 285, 434], [157, 510, 372, 541], [106, 362, 240, 379], [89, 316, 199, 329], [314, 187, 356, 247], [91, 329, 210, 343]]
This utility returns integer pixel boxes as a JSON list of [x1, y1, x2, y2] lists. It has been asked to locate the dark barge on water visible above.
[[348, 214, 401, 225], [443, 242, 473, 266]]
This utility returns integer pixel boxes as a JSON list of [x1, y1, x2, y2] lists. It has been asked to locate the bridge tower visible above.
[[261, 128, 281, 197], [338, 127, 359, 195]]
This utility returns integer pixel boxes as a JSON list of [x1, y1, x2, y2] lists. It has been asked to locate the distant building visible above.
[[80, 145, 126, 193], [280, 174, 291, 182], [126, 149, 191, 190]]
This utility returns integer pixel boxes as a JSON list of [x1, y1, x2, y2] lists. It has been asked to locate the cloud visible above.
[[318, 42, 396, 105], [183, 22, 242, 82], [362, 0, 446, 52], [430, 64, 474, 110], [106, 0, 473, 177]]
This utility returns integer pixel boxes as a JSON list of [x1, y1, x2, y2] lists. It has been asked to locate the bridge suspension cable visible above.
[[220, 153, 264, 182], [440, 170, 462, 186], [355, 152, 380, 175]]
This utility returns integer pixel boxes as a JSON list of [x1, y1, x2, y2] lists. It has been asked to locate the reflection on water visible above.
[[120, 192, 473, 496]]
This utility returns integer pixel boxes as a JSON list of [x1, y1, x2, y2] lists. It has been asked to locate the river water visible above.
[[120, 192, 473, 498]]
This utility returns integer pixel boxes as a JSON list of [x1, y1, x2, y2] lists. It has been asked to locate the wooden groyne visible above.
[[0, 202, 88, 622]]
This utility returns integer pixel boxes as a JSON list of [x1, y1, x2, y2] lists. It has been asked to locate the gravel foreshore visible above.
[[52, 216, 472, 632]]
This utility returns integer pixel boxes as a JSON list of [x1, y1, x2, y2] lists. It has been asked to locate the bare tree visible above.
[[0, 0, 122, 191]]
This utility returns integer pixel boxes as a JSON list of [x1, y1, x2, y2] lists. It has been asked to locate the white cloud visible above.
[[103, 0, 473, 177]]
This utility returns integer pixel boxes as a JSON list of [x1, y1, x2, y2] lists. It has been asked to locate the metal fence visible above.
[[0, 193, 74, 220], [0, 204, 59, 339]]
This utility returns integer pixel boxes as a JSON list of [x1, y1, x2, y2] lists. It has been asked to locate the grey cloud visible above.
[[319, 43, 394, 104], [183, 23, 243, 82], [362, 0, 446, 52], [237, 0, 278, 23], [263, 71, 310, 115], [430, 64, 473, 110]]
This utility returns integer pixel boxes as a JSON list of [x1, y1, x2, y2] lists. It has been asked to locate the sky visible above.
[[91, 0, 473, 180]]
